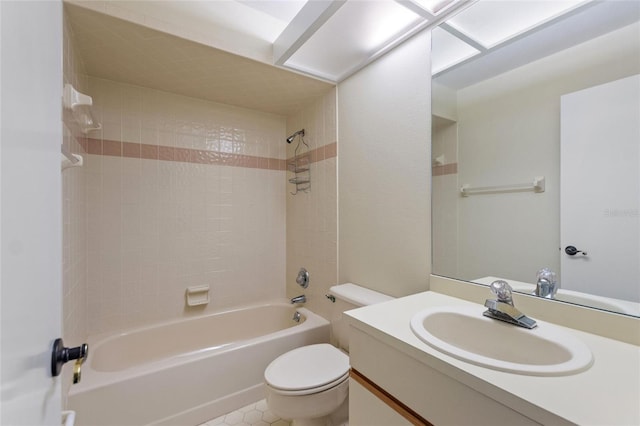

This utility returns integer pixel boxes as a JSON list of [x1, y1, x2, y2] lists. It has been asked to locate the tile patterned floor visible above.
[[199, 400, 291, 426]]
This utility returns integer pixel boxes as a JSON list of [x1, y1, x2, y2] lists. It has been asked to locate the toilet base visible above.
[[266, 373, 349, 423], [290, 396, 348, 426]]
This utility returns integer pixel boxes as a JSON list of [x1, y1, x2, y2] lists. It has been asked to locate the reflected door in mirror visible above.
[[560, 74, 640, 303]]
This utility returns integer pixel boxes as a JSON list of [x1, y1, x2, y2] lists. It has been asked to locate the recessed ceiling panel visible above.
[[431, 26, 480, 74], [447, 0, 589, 48], [284, 0, 426, 81]]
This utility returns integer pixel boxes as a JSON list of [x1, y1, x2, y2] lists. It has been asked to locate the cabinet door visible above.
[[350, 372, 430, 426]]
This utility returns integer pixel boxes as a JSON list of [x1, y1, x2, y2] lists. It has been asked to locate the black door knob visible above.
[[51, 338, 88, 377], [565, 245, 587, 256]]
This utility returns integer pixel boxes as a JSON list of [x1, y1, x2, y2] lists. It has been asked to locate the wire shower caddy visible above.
[[287, 129, 310, 195]]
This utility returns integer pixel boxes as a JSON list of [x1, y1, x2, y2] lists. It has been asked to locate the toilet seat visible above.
[[265, 343, 350, 396]]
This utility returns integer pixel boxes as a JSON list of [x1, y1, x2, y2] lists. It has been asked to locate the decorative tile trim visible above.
[[432, 163, 457, 176], [81, 138, 338, 171], [290, 142, 337, 164]]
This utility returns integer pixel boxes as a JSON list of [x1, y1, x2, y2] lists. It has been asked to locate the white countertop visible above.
[[345, 291, 640, 426]]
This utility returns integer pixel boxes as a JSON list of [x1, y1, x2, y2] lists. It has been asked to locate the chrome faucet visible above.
[[483, 280, 537, 329], [535, 267, 558, 299], [290, 294, 306, 304]]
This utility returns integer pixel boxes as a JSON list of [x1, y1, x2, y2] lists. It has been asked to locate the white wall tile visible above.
[[82, 77, 287, 335], [286, 89, 338, 321]]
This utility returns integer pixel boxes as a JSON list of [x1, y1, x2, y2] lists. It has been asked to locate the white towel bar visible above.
[[460, 176, 545, 197]]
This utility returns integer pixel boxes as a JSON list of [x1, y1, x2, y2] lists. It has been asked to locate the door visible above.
[[560, 74, 640, 302], [1, 1, 63, 424]]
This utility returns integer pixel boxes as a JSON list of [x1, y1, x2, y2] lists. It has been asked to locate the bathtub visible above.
[[68, 302, 329, 426]]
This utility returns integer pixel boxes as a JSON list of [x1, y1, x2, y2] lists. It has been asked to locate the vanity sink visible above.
[[410, 305, 593, 376]]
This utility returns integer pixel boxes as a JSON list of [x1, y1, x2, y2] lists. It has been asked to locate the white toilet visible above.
[[264, 283, 393, 426]]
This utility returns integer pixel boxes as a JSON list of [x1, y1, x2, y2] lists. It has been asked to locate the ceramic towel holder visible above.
[[61, 145, 83, 171], [63, 84, 101, 134], [186, 285, 210, 306]]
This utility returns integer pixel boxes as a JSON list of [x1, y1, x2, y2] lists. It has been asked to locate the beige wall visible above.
[[84, 77, 288, 336], [337, 31, 432, 298], [285, 89, 338, 320], [433, 23, 640, 284]]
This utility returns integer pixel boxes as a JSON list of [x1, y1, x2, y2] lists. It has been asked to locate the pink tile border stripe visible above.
[[432, 163, 458, 176], [304, 142, 337, 164], [82, 138, 337, 170]]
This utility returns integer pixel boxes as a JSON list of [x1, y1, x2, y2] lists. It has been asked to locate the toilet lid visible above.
[[264, 344, 350, 392]]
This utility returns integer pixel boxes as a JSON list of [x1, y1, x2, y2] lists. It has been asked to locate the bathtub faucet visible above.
[[290, 295, 306, 304]]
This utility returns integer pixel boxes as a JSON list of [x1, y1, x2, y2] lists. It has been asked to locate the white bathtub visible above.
[[68, 302, 329, 426]]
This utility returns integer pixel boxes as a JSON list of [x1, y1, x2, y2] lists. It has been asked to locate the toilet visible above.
[[264, 283, 393, 426]]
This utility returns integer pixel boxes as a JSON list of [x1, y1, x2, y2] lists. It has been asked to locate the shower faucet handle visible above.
[[296, 268, 309, 288]]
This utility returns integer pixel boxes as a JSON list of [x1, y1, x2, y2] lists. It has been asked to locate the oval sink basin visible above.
[[410, 306, 593, 376]]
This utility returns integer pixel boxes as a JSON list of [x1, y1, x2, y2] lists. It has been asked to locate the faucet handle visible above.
[[535, 267, 558, 298], [485, 280, 537, 329], [489, 280, 513, 305], [536, 267, 557, 285]]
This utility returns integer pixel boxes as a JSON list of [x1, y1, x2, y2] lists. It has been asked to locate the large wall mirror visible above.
[[431, 0, 640, 317]]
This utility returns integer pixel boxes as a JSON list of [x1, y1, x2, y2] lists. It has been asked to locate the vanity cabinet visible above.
[[348, 326, 542, 426], [349, 376, 416, 426], [346, 291, 640, 425]]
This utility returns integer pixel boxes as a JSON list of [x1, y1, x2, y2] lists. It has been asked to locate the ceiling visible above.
[[65, 0, 638, 115], [433, 0, 640, 89], [65, 2, 334, 117]]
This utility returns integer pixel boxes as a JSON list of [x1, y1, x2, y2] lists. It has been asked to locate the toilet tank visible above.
[[329, 283, 393, 352]]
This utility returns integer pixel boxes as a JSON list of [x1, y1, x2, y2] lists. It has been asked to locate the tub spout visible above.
[[290, 295, 306, 304]]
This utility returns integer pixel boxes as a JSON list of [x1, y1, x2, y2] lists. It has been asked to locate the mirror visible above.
[[431, 1, 640, 317]]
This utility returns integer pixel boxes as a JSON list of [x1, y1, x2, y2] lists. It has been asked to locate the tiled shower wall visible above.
[[63, 8, 337, 344], [84, 76, 288, 336], [62, 14, 89, 400], [285, 89, 338, 321]]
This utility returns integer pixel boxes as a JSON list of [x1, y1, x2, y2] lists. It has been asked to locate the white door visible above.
[[1, 1, 63, 424], [560, 74, 640, 302]]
